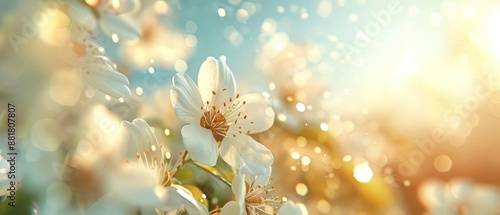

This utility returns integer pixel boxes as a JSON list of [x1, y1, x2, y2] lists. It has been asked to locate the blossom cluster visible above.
[[3, 0, 500, 214]]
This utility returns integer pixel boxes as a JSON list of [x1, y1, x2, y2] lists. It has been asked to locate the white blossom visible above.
[[171, 56, 275, 175]]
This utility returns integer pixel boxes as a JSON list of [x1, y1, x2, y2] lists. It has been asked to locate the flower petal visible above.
[[181, 124, 219, 166], [99, 14, 140, 41], [67, 0, 97, 29], [85, 65, 131, 98], [197, 56, 236, 106], [232, 173, 246, 210], [107, 163, 161, 207], [158, 186, 208, 215], [171, 73, 204, 124], [87, 194, 129, 215], [471, 185, 500, 214], [123, 119, 159, 157], [448, 178, 474, 204], [278, 201, 308, 215], [220, 201, 243, 215], [220, 134, 273, 175], [248, 166, 272, 186], [418, 179, 448, 210], [231, 93, 275, 134]]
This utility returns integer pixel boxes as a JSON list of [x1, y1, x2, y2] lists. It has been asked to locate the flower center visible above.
[[246, 196, 263, 204], [200, 110, 229, 143]]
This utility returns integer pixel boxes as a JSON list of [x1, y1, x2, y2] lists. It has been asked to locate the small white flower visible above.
[[66, 0, 140, 41], [419, 178, 500, 215], [170, 56, 275, 175], [276, 201, 308, 215], [220, 166, 279, 215], [121, 119, 208, 215], [122, 6, 194, 68], [68, 40, 131, 98]]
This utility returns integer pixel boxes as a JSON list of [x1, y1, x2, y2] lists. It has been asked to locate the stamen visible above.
[[200, 110, 229, 142]]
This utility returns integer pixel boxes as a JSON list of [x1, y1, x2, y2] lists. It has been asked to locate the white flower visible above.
[[419, 178, 500, 215], [68, 40, 131, 98], [170, 56, 275, 175], [122, 6, 194, 68], [66, 0, 140, 41], [220, 166, 279, 215], [121, 118, 208, 215], [277, 201, 308, 215]]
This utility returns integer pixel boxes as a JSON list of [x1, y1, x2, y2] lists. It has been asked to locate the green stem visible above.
[[171, 150, 189, 178]]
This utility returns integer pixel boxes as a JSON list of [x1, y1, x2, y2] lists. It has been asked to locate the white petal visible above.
[[181, 124, 219, 166], [171, 73, 204, 124], [99, 14, 140, 41], [418, 179, 448, 209], [85, 65, 131, 98], [197, 56, 236, 106], [158, 186, 208, 214], [231, 93, 274, 134], [67, 0, 97, 29], [220, 201, 243, 215], [471, 185, 500, 213], [107, 163, 162, 207], [231, 173, 246, 209], [220, 134, 273, 175], [247, 166, 272, 186], [448, 178, 474, 204], [278, 201, 308, 215], [87, 194, 129, 215], [123, 119, 159, 156]]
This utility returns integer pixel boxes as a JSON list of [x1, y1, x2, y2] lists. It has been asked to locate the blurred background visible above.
[[1, 0, 500, 214]]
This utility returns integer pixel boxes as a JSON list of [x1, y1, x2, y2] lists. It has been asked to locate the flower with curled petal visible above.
[[220, 167, 276, 215], [219, 166, 308, 215], [68, 40, 131, 98], [276, 201, 308, 215], [117, 119, 208, 215], [170, 56, 275, 175]]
